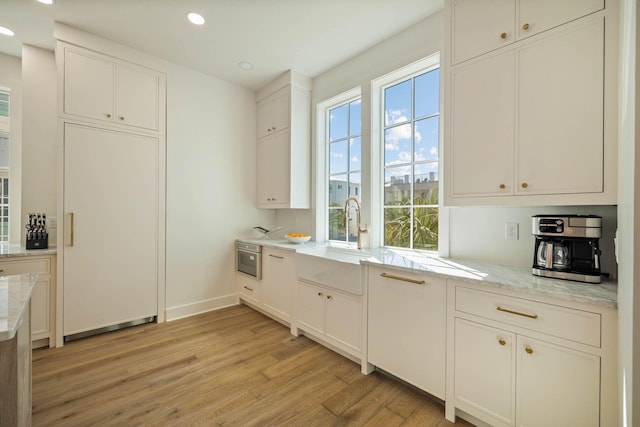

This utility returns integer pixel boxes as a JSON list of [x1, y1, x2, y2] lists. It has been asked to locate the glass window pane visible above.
[[384, 80, 412, 126], [349, 137, 361, 172], [415, 69, 440, 118], [328, 208, 346, 241], [414, 163, 439, 205], [328, 174, 348, 207], [329, 104, 348, 142], [384, 207, 411, 248], [329, 140, 348, 175], [349, 172, 361, 199], [350, 100, 361, 135], [414, 117, 439, 162], [385, 124, 412, 166], [384, 167, 411, 205], [413, 207, 438, 251]]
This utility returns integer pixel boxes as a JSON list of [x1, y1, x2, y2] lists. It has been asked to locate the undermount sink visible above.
[[295, 246, 373, 295]]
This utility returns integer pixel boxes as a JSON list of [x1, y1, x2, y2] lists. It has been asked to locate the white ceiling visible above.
[[0, 0, 443, 90]]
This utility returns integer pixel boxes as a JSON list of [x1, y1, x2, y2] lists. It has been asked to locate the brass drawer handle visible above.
[[497, 306, 538, 319], [269, 254, 284, 259], [500, 32, 507, 39], [243, 286, 254, 291], [498, 338, 506, 346], [380, 272, 425, 285], [522, 23, 530, 30], [525, 346, 534, 355]]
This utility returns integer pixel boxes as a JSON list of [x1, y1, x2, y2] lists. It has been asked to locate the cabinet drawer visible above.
[[237, 274, 262, 303], [0, 258, 50, 275], [455, 286, 601, 347]]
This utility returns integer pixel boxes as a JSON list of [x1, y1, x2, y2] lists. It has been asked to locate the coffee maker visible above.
[[532, 215, 602, 283]]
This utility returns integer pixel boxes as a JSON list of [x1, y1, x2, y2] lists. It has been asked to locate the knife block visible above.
[[26, 236, 48, 250]]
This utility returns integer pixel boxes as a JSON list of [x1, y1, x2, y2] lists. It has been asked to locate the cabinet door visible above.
[[325, 290, 361, 354], [454, 318, 515, 426], [257, 88, 290, 139], [451, 0, 515, 65], [516, 335, 600, 427], [517, 0, 604, 40], [63, 124, 159, 336], [449, 51, 515, 198], [30, 276, 50, 339], [368, 270, 446, 398], [115, 63, 160, 131], [516, 18, 604, 195], [64, 48, 115, 122], [256, 133, 290, 207], [296, 281, 325, 336], [262, 248, 294, 321]]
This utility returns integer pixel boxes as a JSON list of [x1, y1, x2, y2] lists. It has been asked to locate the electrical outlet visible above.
[[48, 217, 57, 229], [505, 222, 519, 240]]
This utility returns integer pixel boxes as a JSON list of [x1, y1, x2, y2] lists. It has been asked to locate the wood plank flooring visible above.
[[32, 304, 474, 426]]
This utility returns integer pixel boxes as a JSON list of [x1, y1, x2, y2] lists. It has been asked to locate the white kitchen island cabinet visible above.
[[446, 281, 617, 427], [444, 1, 618, 206], [367, 267, 446, 399], [60, 44, 164, 133], [450, 0, 604, 65], [255, 71, 311, 209]]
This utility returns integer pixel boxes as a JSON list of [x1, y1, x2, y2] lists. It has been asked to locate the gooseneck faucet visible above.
[[344, 197, 368, 249]]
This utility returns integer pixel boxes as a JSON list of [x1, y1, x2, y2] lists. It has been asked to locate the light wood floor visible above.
[[32, 304, 474, 426]]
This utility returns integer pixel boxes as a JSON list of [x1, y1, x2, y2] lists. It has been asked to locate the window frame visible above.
[[371, 53, 444, 253], [316, 87, 362, 244]]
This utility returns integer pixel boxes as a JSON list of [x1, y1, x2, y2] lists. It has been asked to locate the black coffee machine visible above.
[[532, 215, 602, 283]]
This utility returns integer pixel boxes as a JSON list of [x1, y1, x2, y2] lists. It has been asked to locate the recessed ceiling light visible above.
[[37, 0, 54, 4], [187, 12, 205, 26], [238, 61, 254, 71], [0, 26, 15, 37]]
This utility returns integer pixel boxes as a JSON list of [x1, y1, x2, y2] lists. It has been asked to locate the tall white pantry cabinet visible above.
[[55, 35, 166, 343]]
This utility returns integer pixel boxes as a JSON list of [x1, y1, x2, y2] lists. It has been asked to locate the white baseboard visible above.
[[165, 294, 239, 321]]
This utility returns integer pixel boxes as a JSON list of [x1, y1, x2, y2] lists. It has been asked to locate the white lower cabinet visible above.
[[236, 247, 295, 326], [367, 267, 446, 399], [0, 256, 56, 347], [446, 281, 615, 427], [262, 248, 295, 323], [295, 279, 362, 358]]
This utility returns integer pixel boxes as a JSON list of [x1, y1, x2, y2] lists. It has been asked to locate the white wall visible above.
[[164, 62, 274, 319], [21, 45, 57, 245], [0, 52, 22, 243], [617, 0, 640, 424]]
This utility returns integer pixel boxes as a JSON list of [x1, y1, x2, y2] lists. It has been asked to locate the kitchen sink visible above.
[[295, 246, 374, 295]]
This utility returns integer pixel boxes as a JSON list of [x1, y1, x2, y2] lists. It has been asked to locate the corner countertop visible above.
[[0, 273, 39, 341], [237, 238, 618, 309], [0, 243, 57, 258]]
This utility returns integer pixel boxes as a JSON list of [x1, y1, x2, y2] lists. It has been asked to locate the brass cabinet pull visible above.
[[105, 113, 112, 118], [243, 286, 254, 291], [500, 32, 507, 39], [119, 116, 125, 121], [521, 182, 529, 189], [380, 272, 425, 285], [522, 23, 530, 30], [498, 338, 506, 346], [525, 346, 534, 355], [497, 306, 538, 319], [327, 295, 333, 300], [499, 184, 506, 189], [317, 292, 323, 297], [67, 212, 75, 247], [269, 254, 284, 259]]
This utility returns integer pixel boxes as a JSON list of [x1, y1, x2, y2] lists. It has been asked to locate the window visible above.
[[0, 89, 9, 243], [326, 95, 362, 243], [378, 57, 440, 250]]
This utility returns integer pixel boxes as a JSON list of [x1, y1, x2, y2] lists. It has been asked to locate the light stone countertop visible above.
[[237, 238, 618, 309], [0, 243, 57, 258], [0, 273, 39, 341]]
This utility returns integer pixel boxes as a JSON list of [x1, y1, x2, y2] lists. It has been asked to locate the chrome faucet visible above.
[[344, 197, 368, 249]]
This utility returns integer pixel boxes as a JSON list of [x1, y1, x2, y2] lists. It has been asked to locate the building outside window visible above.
[[327, 97, 361, 243], [379, 59, 440, 250]]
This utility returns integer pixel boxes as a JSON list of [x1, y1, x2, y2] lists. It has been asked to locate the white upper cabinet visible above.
[[451, 0, 604, 65], [255, 71, 311, 209], [60, 44, 165, 133], [444, 0, 618, 206]]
